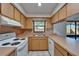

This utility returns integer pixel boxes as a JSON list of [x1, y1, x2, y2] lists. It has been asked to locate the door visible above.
[[26, 18, 32, 29], [59, 5, 67, 21], [40, 39, 48, 50], [21, 15, 26, 29], [28, 38, 32, 50], [14, 8, 20, 22], [54, 47, 62, 56], [52, 13, 58, 23], [28, 37, 40, 51], [1, 3, 14, 18], [32, 39, 40, 50]]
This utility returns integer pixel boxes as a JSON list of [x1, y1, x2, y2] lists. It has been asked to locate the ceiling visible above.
[[14, 3, 65, 17]]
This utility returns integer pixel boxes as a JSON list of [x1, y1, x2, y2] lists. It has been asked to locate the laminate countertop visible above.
[[0, 47, 16, 56], [49, 34, 79, 56]]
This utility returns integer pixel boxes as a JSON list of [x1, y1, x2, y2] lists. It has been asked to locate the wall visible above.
[[53, 21, 66, 37]]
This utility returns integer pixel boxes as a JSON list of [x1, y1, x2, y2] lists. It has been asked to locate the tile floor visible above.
[[28, 51, 50, 56]]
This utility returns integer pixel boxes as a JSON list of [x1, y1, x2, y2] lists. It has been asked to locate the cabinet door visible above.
[[40, 38, 48, 50], [28, 38, 32, 50], [54, 47, 62, 56], [14, 8, 20, 22], [1, 3, 14, 18], [21, 15, 26, 28], [26, 18, 32, 29], [59, 5, 67, 21], [52, 13, 58, 23], [32, 39, 40, 50], [46, 19, 51, 29], [54, 43, 68, 56], [67, 3, 79, 17], [51, 16, 54, 23]]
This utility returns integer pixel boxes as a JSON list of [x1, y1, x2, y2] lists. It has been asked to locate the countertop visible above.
[[0, 47, 16, 56], [49, 34, 79, 56]]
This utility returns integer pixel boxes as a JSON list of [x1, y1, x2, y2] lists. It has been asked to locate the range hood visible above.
[[0, 15, 21, 27]]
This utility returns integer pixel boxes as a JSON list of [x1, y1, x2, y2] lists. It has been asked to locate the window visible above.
[[76, 22, 79, 35], [33, 20, 45, 32], [66, 21, 79, 39], [66, 22, 75, 35]]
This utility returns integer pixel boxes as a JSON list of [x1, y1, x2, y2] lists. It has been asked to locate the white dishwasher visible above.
[[48, 38, 54, 56]]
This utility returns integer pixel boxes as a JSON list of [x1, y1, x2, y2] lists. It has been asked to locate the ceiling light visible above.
[[38, 3, 41, 6]]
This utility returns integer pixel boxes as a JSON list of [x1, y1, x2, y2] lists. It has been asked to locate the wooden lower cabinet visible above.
[[32, 39, 40, 50], [9, 50, 16, 56], [54, 47, 62, 56], [54, 43, 67, 56], [28, 36, 48, 51], [40, 39, 48, 50], [54, 42, 72, 56]]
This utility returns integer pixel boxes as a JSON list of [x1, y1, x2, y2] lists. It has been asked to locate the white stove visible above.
[[0, 32, 28, 56]]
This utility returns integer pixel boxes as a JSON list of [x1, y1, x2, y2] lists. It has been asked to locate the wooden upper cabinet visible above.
[[1, 3, 14, 18], [21, 14, 26, 29], [51, 16, 54, 23], [52, 12, 58, 23], [46, 19, 51, 29], [26, 18, 32, 29], [67, 3, 79, 17], [14, 8, 20, 22], [59, 5, 67, 21]]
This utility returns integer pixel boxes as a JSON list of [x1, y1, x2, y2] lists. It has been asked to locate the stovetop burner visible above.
[[13, 38, 19, 41], [20, 38, 25, 40], [11, 42, 20, 46], [2, 42, 10, 46]]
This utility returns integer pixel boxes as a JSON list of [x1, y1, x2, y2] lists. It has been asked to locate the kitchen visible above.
[[0, 3, 79, 56]]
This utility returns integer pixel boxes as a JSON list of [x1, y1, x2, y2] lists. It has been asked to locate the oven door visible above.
[[17, 41, 28, 56]]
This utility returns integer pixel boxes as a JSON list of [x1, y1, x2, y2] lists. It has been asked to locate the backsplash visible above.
[[0, 32, 16, 41], [53, 21, 66, 37], [0, 25, 26, 36]]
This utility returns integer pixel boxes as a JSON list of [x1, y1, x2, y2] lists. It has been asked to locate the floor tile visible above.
[[28, 51, 50, 56]]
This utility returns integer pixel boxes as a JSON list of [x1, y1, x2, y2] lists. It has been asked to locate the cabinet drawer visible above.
[[55, 43, 67, 56]]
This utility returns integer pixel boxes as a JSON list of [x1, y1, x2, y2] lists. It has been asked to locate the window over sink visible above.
[[33, 20, 45, 33]]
